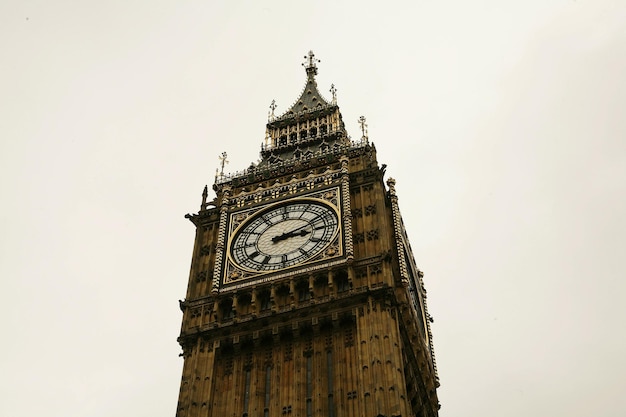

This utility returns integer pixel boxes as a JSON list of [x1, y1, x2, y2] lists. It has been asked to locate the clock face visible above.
[[230, 200, 339, 272]]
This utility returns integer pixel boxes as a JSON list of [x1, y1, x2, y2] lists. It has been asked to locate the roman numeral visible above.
[[312, 214, 333, 225], [298, 207, 311, 219]]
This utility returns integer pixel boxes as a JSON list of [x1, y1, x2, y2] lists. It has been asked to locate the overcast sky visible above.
[[2, 1, 625, 416]]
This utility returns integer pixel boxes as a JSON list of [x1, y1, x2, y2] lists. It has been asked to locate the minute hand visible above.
[[285, 222, 312, 235]]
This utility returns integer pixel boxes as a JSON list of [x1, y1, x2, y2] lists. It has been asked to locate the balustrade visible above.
[[216, 138, 368, 185]]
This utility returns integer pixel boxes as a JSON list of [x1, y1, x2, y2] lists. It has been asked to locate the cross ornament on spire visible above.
[[217, 151, 229, 181], [302, 50, 319, 75], [268, 99, 277, 121], [330, 84, 337, 105], [358, 116, 368, 142]]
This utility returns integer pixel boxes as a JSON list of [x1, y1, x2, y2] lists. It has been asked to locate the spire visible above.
[[258, 51, 349, 165], [275, 50, 332, 119]]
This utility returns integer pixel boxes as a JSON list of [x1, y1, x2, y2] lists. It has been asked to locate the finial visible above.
[[387, 177, 397, 195], [201, 185, 208, 210], [217, 151, 229, 181], [268, 99, 277, 121], [358, 116, 368, 142], [302, 50, 319, 76], [330, 84, 337, 105]]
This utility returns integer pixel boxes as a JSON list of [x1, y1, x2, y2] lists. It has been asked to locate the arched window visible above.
[[335, 270, 350, 293], [297, 280, 311, 301], [258, 289, 271, 311], [220, 298, 234, 319], [237, 292, 252, 315]]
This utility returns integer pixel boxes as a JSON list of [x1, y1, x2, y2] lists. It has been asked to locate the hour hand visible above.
[[271, 233, 288, 243], [272, 228, 310, 243]]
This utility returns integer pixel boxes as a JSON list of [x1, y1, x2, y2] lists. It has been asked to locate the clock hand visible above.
[[284, 222, 312, 235], [271, 233, 288, 243], [272, 231, 292, 243], [290, 229, 310, 237], [272, 226, 311, 243]]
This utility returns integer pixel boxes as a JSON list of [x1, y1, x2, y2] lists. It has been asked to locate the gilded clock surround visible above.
[[229, 200, 339, 272], [222, 187, 345, 289]]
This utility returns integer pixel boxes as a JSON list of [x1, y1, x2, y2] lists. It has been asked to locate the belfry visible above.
[[176, 51, 440, 417]]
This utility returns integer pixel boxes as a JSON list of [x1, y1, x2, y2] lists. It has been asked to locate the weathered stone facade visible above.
[[176, 52, 439, 417]]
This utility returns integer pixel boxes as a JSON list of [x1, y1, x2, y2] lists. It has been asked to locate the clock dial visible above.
[[230, 200, 339, 272]]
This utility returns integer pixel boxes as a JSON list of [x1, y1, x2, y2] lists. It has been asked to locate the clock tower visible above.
[[176, 52, 440, 417]]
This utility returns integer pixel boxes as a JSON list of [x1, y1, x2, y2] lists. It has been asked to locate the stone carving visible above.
[[195, 271, 207, 282], [364, 204, 377, 216], [366, 229, 379, 241]]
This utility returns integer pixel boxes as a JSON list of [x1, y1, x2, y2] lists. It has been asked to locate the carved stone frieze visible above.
[[229, 168, 342, 209], [214, 140, 371, 189]]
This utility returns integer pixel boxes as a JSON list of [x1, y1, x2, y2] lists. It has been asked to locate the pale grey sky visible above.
[[1, 1, 625, 416]]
